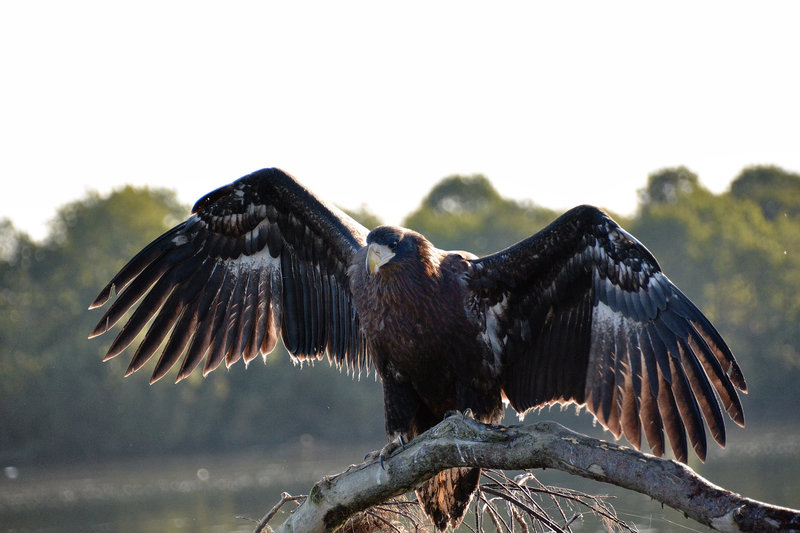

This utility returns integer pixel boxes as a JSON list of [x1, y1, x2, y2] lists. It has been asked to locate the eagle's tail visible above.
[[416, 466, 480, 530]]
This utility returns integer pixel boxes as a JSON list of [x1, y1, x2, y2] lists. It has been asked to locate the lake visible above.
[[2, 426, 798, 533]]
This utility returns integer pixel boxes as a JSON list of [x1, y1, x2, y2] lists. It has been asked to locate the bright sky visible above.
[[2, 2, 799, 241]]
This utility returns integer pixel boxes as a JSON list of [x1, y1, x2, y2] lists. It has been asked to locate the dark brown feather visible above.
[[417, 467, 481, 531]]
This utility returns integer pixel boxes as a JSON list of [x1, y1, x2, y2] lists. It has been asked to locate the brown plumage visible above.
[[90, 168, 747, 530]]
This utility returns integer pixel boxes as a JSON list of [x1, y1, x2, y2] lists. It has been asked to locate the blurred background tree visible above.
[[1, 164, 798, 466], [403, 174, 558, 255]]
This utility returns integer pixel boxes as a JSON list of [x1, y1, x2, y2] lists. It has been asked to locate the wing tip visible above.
[[730, 407, 746, 428], [201, 364, 217, 378], [102, 336, 131, 361], [730, 364, 748, 393], [88, 284, 115, 310], [690, 436, 708, 463], [150, 364, 172, 385], [125, 356, 147, 378], [88, 318, 110, 339]]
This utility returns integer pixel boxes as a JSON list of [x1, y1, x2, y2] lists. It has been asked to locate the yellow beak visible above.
[[367, 243, 395, 274]]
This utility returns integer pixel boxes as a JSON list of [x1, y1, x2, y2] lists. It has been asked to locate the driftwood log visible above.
[[259, 415, 800, 533]]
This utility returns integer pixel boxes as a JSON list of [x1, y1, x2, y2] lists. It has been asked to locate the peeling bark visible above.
[[268, 416, 800, 533]]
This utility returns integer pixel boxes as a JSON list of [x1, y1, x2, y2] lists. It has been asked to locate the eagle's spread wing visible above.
[[468, 205, 746, 462], [89, 168, 370, 383]]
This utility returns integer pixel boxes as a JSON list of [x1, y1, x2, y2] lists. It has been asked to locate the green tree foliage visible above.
[[637, 165, 703, 206], [730, 165, 800, 219], [0, 187, 189, 461], [403, 174, 558, 256], [343, 204, 383, 231]]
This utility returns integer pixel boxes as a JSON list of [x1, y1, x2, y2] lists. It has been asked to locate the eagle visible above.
[[89, 168, 746, 530]]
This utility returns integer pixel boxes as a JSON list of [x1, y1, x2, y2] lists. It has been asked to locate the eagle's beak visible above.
[[367, 243, 395, 274]]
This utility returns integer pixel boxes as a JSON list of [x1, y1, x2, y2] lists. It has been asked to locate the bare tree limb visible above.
[[269, 416, 800, 533]]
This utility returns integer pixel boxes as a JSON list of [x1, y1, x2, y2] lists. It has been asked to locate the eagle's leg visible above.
[[364, 375, 420, 467], [455, 376, 504, 425]]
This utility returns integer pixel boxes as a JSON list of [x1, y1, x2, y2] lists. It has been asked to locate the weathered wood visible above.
[[269, 416, 800, 533]]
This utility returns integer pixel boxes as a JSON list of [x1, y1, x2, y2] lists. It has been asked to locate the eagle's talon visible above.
[[366, 433, 405, 469]]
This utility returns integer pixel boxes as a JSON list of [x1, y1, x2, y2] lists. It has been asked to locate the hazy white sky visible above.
[[2, 1, 799, 241]]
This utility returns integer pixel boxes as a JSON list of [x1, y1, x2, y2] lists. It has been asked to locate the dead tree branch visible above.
[[267, 416, 800, 533]]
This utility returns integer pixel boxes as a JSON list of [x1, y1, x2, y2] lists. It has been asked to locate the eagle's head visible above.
[[365, 226, 438, 277]]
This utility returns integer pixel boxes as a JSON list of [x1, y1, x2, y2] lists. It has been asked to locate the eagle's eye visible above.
[[389, 239, 398, 250]]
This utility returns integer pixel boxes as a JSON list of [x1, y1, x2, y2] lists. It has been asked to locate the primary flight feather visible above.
[[90, 168, 746, 530]]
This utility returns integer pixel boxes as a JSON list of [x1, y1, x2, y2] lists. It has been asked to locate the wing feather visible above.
[[90, 168, 370, 382], [90, 244, 199, 339], [312, 264, 327, 357], [679, 337, 726, 446], [258, 270, 279, 356], [104, 255, 196, 361], [280, 251, 301, 355], [149, 259, 217, 382], [126, 281, 187, 376], [639, 348, 665, 457], [298, 261, 315, 357], [468, 205, 746, 463], [618, 325, 642, 449], [176, 265, 228, 381], [242, 269, 265, 364], [650, 319, 707, 459], [657, 312, 728, 447], [612, 320, 630, 437], [637, 326, 661, 401], [203, 272, 238, 375], [151, 305, 194, 383], [657, 367, 688, 463], [223, 269, 250, 368], [89, 226, 189, 310]]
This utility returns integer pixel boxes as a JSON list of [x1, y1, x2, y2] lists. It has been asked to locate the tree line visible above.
[[1, 165, 798, 466]]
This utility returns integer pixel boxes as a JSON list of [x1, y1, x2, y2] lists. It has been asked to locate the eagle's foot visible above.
[[445, 408, 490, 437], [445, 408, 475, 420], [364, 433, 406, 470]]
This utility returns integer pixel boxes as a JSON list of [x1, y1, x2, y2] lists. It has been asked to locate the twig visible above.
[[481, 486, 565, 533], [250, 492, 306, 533], [479, 491, 511, 533], [478, 469, 633, 533]]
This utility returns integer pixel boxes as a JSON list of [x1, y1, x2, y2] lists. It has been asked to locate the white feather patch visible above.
[[480, 295, 507, 376]]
